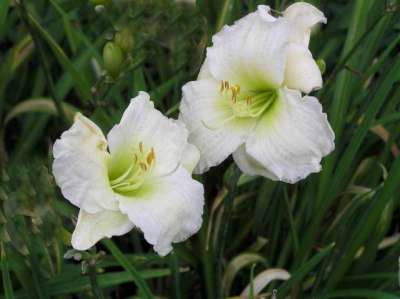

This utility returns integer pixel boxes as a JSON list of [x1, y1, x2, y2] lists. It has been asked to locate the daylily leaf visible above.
[[4, 98, 78, 124], [222, 253, 267, 295], [27, 13, 92, 103], [241, 268, 290, 298]]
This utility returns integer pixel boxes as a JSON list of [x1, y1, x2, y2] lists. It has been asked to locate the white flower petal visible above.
[[71, 209, 134, 250], [211, 5, 276, 49], [52, 113, 118, 213], [284, 2, 326, 45], [245, 88, 334, 183], [107, 91, 188, 176], [180, 79, 256, 173], [117, 166, 204, 256], [284, 43, 322, 94], [181, 143, 200, 174], [198, 59, 212, 79], [233, 145, 279, 180], [206, 5, 290, 89]]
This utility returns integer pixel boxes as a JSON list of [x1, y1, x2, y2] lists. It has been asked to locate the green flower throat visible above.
[[220, 80, 278, 119], [109, 142, 156, 195]]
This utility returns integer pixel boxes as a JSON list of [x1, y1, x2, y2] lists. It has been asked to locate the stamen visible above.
[[234, 85, 240, 94], [113, 180, 143, 193], [109, 164, 134, 186], [146, 148, 155, 165], [224, 81, 229, 90], [201, 115, 235, 130], [218, 80, 276, 119], [110, 142, 157, 195], [230, 86, 237, 103], [246, 96, 252, 105], [139, 142, 144, 153]]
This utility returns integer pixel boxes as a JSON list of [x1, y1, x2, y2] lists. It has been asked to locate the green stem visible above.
[[101, 239, 154, 299], [169, 250, 182, 299], [200, 208, 215, 299], [216, 164, 242, 299], [88, 261, 105, 299]]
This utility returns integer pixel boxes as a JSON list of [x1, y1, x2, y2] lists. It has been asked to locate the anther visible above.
[[140, 162, 147, 171], [246, 96, 252, 105], [139, 142, 144, 153], [235, 85, 240, 94], [230, 86, 237, 103], [220, 80, 224, 92], [146, 148, 155, 165], [224, 81, 229, 90]]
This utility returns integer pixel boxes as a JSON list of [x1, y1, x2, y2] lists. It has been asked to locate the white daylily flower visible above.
[[179, 3, 334, 183], [53, 92, 204, 256]]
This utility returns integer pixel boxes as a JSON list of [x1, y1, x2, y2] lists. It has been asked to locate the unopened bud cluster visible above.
[[102, 28, 134, 78]]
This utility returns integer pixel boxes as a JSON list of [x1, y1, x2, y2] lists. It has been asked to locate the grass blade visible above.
[[315, 289, 400, 299], [4, 98, 77, 124], [215, 0, 235, 31], [300, 57, 400, 264], [323, 155, 400, 291], [25, 11, 92, 104], [1, 243, 15, 299], [101, 239, 154, 299], [0, 0, 10, 38], [276, 244, 335, 298]]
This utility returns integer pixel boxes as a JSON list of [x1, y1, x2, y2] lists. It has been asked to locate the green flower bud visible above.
[[114, 28, 134, 54], [102, 42, 124, 78], [316, 58, 326, 75], [94, 5, 105, 13]]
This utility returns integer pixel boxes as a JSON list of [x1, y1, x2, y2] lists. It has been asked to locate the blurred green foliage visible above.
[[0, 0, 400, 298]]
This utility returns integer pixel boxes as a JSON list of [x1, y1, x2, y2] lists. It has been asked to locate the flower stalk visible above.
[[88, 260, 105, 299], [215, 164, 242, 299]]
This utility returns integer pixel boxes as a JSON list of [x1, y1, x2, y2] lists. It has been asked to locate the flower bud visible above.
[[102, 42, 124, 78], [316, 59, 326, 74], [114, 28, 134, 54], [94, 5, 105, 13]]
